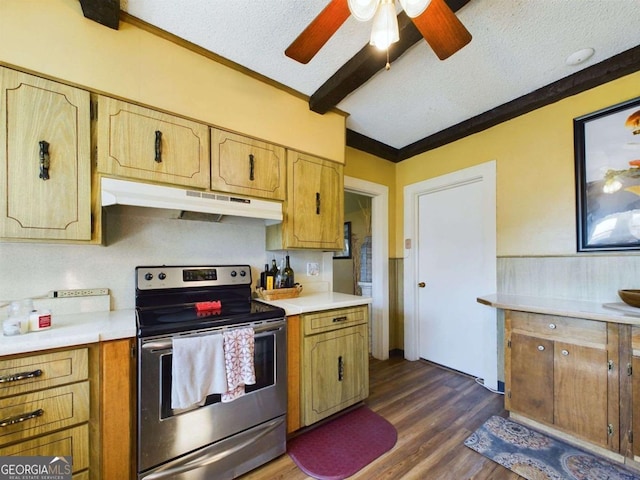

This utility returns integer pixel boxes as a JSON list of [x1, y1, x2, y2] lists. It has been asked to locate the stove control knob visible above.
[[230, 270, 237, 277], [144, 273, 153, 281], [239, 270, 247, 277], [158, 272, 166, 280]]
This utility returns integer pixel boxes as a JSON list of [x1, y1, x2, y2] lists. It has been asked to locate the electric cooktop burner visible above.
[[135, 265, 285, 337]]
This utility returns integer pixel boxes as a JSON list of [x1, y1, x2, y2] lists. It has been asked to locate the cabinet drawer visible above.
[[303, 306, 368, 336], [508, 311, 606, 347], [0, 348, 88, 398], [0, 382, 89, 447], [0, 423, 88, 473]]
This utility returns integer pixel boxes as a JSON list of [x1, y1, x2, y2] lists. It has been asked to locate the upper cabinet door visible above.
[[0, 68, 92, 241], [284, 151, 344, 249], [211, 129, 286, 200], [97, 96, 209, 189]]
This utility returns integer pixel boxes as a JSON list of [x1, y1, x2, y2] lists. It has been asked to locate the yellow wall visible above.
[[344, 147, 397, 255], [395, 71, 640, 258], [0, 0, 345, 163]]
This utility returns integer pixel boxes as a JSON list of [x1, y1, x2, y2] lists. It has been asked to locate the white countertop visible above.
[[257, 291, 372, 315], [0, 309, 136, 356], [477, 293, 640, 325], [0, 292, 371, 356]]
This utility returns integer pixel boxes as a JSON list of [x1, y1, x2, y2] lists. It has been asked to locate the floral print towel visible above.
[[222, 327, 256, 402]]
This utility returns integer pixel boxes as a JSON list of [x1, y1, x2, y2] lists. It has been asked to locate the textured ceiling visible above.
[[120, 0, 640, 151]]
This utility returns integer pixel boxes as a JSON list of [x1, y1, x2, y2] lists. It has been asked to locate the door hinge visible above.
[[507, 391, 511, 399], [628, 363, 633, 376], [507, 340, 511, 349], [608, 360, 614, 371], [130, 344, 137, 359], [90, 100, 98, 121], [608, 424, 614, 436], [630, 430, 634, 444]]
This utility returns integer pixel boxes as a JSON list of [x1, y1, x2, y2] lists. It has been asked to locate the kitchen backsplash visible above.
[[498, 255, 640, 302], [0, 206, 330, 311]]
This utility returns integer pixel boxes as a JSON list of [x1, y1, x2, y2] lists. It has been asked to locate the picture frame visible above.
[[574, 96, 640, 251], [333, 222, 352, 259]]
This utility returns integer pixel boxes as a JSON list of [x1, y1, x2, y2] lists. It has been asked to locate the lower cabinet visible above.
[[505, 311, 621, 454], [0, 348, 91, 478], [299, 306, 369, 427]]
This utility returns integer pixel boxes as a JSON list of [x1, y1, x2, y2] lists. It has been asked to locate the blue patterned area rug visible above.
[[464, 415, 640, 480]]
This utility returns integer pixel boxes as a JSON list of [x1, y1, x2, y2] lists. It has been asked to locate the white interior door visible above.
[[404, 161, 497, 389]]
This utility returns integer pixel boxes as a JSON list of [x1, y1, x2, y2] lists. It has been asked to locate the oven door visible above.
[[137, 318, 287, 476]]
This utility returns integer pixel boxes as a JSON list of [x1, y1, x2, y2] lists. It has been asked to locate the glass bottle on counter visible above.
[[282, 255, 295, 288], [270, 258, 279, 289]]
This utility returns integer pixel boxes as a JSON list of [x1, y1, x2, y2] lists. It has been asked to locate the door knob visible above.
[[418, 282, 426, 288]]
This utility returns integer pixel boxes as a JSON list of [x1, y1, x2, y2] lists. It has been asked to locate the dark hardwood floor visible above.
[[242, 354, 523, 479]]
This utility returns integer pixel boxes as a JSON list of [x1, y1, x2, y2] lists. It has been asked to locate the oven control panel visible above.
[[136, 265, 251, 290]]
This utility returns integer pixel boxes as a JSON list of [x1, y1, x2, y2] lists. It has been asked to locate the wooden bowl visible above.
[[618, 289, 640, 308]]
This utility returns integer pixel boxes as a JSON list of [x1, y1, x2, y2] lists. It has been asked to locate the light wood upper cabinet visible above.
[[211, 129, 285, 200], [267, 151, 343, 250], [97, 96, 209, 189], [505, 311, 618, 451], [0, 68, 92, 241]]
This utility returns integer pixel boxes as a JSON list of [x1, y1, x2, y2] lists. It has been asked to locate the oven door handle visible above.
[[141, 321, 285, 351], [140, 416, 284, 480]]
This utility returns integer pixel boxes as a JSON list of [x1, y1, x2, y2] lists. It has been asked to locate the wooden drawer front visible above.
[[0, 348, 88, 398], [303, 306, 368, 336], [509, 311, 606, 347], [211, 129, 286, 200], [0, 382, 89, 446], [0, 424, 88, 473]]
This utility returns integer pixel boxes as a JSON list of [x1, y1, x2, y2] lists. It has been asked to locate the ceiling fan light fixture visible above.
[[398, 0, 431, 18], [348, 0, 380, 21], [369, 0, 400, 50]]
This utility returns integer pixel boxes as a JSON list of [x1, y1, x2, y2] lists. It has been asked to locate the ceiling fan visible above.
[[285, 0, 472, 64]]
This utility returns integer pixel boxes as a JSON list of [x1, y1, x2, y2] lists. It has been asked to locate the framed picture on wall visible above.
[[333, 222, 352, 259], [574, 96, 640, 251]]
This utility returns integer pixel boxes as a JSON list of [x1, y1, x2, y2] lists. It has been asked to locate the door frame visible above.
[[403, 161, 496, 364], [344, 175, 389, 360]]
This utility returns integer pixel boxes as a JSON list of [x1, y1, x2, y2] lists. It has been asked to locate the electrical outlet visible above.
[[306, 263, 320, 276], [49, 288, 109, 298]]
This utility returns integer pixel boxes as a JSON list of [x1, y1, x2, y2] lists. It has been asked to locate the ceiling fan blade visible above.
[[285, 0, 351, 64], [411, 0, 472, 60]]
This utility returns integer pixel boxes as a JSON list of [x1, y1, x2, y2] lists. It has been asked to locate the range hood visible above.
[[101, 178, 283, 221]]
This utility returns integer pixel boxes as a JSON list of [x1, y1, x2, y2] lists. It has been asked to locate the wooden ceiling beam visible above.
[[309, 0, 472, 114], [347, 45, 640, 162], [78, 0, 120, 30]]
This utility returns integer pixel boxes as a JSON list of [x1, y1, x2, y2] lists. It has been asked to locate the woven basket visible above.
[[256, 284, 303, 301]]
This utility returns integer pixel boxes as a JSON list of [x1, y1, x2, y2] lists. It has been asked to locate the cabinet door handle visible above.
[[338, 355, 344, 381], [561, 349, 569, 356], [39, 140, 50, 180], [537, 345, 545, 351], [333, 316, 347, 323], [249, 154, 255, 181], [0, 408, 44, 428], [154, 130, 163, 163], [548, 323, 556, 329], [316, 192, 321, 215], [0, 369, 43, 384]]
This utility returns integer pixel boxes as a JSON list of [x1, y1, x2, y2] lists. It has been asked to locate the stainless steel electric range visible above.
[[135, 265, 287, 480]]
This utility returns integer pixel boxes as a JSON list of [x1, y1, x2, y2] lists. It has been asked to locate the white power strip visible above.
[[48, 288, 109, 298]]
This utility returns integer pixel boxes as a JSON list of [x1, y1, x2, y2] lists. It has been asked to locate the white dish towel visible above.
[[171, 334, 227, 410]]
